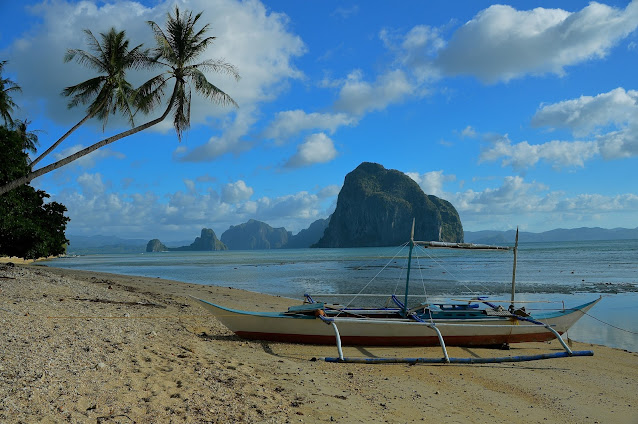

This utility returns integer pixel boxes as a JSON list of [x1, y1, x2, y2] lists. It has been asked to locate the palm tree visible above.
[[139, 7, 239, 140], [0, 60, 22, 126], [12, 119, 40, 155], [0, 7, 239, 196], [30, 28, 145, 167]]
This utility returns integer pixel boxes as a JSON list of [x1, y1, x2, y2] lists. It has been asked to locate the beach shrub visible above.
[[0, 126, 69, 259]]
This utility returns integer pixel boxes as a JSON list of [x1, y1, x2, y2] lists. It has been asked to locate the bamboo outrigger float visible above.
[[195, 221, 601, 364]]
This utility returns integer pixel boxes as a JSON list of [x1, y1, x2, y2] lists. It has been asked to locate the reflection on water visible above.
[[47, 239, 638, 352]]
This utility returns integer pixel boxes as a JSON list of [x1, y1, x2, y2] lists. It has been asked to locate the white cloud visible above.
[[6, 0, 305, 154], [380, 25, 444, 82], [334, 69, 415, 116], [76, 172, 107, 197], [435, 2, 638, 83], [531, 88, 638, 136], [262, 110, 356, 144], [284, 133, 338, 168], [53, 144, 125, 169], [183, 179, 196, 194], [530, 87, 638, 161], [460, 126, 477, 139], [439, 175, 638, 231], [406, 170, 455, 197], [174, 106, 256, 161], [54, 176, 338, 238], [221, 180, 254, 203], [318, 184, 341, 199], [479, 134, 600, 170], [481, 87, 638, 170]]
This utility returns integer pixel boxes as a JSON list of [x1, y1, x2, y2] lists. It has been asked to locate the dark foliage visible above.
[[0, 126, 69, 259], [315, 162, 464, 248]]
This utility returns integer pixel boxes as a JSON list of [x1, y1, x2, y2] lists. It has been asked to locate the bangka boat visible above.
[[195, 223, 601, 363]]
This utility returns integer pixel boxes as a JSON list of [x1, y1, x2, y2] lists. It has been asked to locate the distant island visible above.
[[64, 164, 637, 254], [315, 162, 463, 247], [143, 218, 331, 253], [67, 225, 638, 255], [146, 228, 227, 252]]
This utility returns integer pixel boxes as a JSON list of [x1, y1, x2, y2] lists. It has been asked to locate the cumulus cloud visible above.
[[379, 25, 444, 82], [334, 69, 415, 116], [262, 110, 356, 144], [531, 87, 638, 136], [318, 184, 341, 199], [5, 0, 305, 150], [432, 173, 638, 230], [530, 87, 638, 161], [284, 133, 338, 168], [479, 134, 600, 170], [449, 176, 558, 224], [76, 172, 107, 197], [406, 170, 456, 197], [221, 180, 254, 203], [481, 87, 638, 170], [54, 173, 337, 238], [435, 2, 638, 83], [254, 191, 320, 222], [596, 123, 638, 159]]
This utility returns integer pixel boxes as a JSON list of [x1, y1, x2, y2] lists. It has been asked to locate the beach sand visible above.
[[1, 262, 636, 423]]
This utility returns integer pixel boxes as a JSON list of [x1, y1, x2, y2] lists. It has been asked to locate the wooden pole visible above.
[[403, 219, 415, 318], [510, 227, 519, 309]]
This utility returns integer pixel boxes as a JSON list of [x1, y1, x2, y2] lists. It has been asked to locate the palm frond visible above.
[[133, 74, 169, 115], [191, 58, 240, 81], [142, 6, 239, 139], [188, 68, 238, 108], [63, 27, 142, 128], [62, 76, 106, 109]]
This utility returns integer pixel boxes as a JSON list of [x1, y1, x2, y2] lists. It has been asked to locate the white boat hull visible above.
[[195, 297, 600, 347]]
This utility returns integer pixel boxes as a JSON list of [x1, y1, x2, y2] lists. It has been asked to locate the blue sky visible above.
[[2, 0, 638, 241]]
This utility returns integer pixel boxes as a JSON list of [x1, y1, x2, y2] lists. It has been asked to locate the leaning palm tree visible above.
[[0, 7, 239, 196], [0, 60, 22, 126], [30, 28, 145, 167], [139, 7, 239, 140]]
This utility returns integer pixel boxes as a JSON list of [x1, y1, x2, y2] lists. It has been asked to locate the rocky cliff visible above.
[[286, 218, 330, 248], [220, 219, 291, 250], [314, 162, 463, 247], [146, 228, 227, 252], [146, 239, 168, 252]]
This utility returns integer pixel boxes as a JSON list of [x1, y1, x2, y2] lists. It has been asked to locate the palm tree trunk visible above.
[[0, 86, 177, 197], [30, 113, 93, 167]]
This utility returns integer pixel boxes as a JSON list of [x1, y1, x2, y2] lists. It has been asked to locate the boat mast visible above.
[[509, 227, 519, 310], [403, 219, 415, 318]]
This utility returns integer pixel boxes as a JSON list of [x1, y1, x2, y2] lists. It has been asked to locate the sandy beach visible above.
[[1, 262, 636, 423]]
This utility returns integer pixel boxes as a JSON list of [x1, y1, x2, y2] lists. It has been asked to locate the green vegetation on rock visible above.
[[221, 219, 291, 250], [314, 162, 463, 247]]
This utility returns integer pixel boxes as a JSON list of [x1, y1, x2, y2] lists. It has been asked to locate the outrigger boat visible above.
[[195, 223, 601, 363]]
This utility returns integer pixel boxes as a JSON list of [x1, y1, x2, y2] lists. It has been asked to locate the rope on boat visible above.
[[334, 243, 410, 317], [582, 311, 638, 335]]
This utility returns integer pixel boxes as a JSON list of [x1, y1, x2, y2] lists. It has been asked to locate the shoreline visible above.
[[1, 263, 636, 423]]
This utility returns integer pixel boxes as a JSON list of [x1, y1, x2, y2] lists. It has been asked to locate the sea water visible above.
[[46, 239, 638, 352]]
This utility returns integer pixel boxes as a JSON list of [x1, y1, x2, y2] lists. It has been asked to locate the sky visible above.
[[1, 0, 638, 242]]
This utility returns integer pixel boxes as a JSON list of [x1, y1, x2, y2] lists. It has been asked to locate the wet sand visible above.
[[1, 262, 636, 423]]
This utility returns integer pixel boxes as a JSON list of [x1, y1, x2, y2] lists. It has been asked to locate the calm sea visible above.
[[46, 239, 638, 352]]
